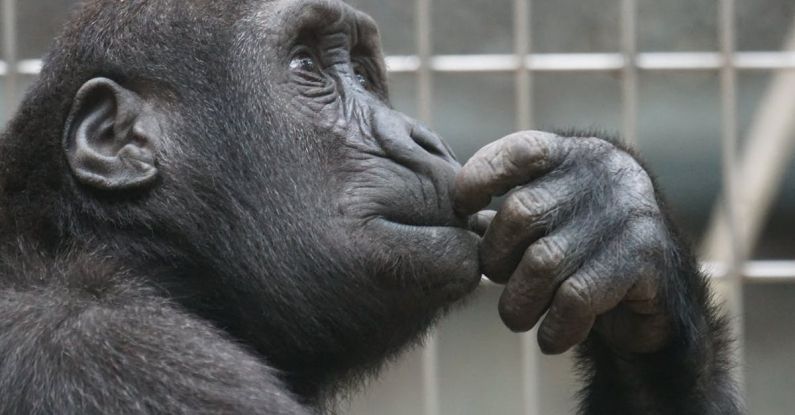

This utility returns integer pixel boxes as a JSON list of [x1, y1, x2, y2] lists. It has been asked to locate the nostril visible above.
[[410, 124, 454, 160], [414, 135, 445, 157]]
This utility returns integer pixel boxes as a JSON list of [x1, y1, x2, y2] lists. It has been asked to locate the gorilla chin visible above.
[[362, 216, 482, 302]]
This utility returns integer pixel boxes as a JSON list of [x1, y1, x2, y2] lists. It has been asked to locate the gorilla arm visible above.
[[0, 256, 310, 415], [456, 131, 743, 415]]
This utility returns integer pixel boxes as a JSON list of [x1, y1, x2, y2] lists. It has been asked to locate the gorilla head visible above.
[[0, 0, 480, 399]]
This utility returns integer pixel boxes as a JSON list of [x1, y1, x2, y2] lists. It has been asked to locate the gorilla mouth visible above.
[[381, 217, 465, 231], [378, 206, 469, 230], [364, 215, 482, 298], [376, 216, 472, 240]]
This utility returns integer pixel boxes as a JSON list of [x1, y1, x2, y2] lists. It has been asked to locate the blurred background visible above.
[[1, 0, 794, 414]]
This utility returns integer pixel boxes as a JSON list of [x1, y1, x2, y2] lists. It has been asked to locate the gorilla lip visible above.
[[376, 217, 472, 236], [376, 203, 470, 230], [366, 216, 482, 293]]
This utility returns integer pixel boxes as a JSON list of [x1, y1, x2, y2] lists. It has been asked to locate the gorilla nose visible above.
[[409, 123, 458, 164], [371, 107, 459, 168]]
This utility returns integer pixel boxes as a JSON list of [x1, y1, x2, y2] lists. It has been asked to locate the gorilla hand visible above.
[[455, 131, 674, 355]]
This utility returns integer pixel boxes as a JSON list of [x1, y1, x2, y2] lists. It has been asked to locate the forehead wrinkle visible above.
[[260, 0, 377, 43]]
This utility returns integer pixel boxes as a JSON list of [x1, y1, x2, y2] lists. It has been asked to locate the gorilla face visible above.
[[234, 0, 481, 302], [132, 0, 481, 386]]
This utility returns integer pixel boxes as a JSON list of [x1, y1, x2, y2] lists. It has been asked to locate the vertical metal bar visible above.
[[417, 0, 433, 125], [415, 1, 439, 414], [515, 0, 533, 131], [620, 0, 638, 147], [421, 335, 440, 415], [2, 0, 18, 124], [519, 332, 539, 415], [718, 0, 746, 393], [513, 1, 539, 414]]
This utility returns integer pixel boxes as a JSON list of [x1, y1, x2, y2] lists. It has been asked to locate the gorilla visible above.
[[0, 0, 741, 414]]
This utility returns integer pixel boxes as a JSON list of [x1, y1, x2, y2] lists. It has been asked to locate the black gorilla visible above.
[[0, 0, 741, 413]]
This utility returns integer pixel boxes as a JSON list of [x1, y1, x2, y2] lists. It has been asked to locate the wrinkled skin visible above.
[[261, 0, 482, 299], [458, 132, 672, 354], [0, 0, 741, 414]]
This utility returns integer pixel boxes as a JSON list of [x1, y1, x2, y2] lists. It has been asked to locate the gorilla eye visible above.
[[354, 71, 369, 88], [289, 51, 318, 73]]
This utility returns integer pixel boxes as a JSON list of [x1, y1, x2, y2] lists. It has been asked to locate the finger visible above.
[[498, 226, 579, 332], [454, 131, 568, 215], [480, 176, 574, 283], [468, 210, 496, 236], [537, 252, 638, 355]]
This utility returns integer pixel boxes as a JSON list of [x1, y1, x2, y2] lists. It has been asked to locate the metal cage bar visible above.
[[718, 0, 746, 392], [512, 1, 540, 414], [620, 0, 638, 147], [4, 52, 795, 77], [415, 1, 441, 415], [384, 51, 795, 73], [1, 0, 18, 120]]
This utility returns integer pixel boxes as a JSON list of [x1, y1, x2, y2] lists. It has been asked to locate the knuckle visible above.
[[574, 136, 615, 159], [510, 130, 550, 152], [503, 188, 551, 224], [526, 237, 566, 272], [524, 132, 552, 159], [559, 278, 591, 308], [570, 137, 627, 171], [477, 154, 502, 180], [616, 160, 656, 197], [567, 138, 662, 217], [610, 153, 653, 190], [509, 131, 556, 167]]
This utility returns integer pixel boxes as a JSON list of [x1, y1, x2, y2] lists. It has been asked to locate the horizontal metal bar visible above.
[[384, 52, 795, 73], [735, 51, 795, 69], [0, 58, 38, 75], [530, 53, 625, 71], [434, 54, 520, 72], [704, 260, 795, 282], [386, 55, 421, 72], [480, 261, 795, 286], [17, 59, 41, 75], [3, 53, 795, 77], [636, 52, 723, 70]]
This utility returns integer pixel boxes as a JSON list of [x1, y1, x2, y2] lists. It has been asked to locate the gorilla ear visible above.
[[64, 77, 160, 191]]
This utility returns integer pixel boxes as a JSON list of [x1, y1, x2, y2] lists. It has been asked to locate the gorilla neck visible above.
[[86, 234, 396, 404], [0, 227, 437, 407]]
